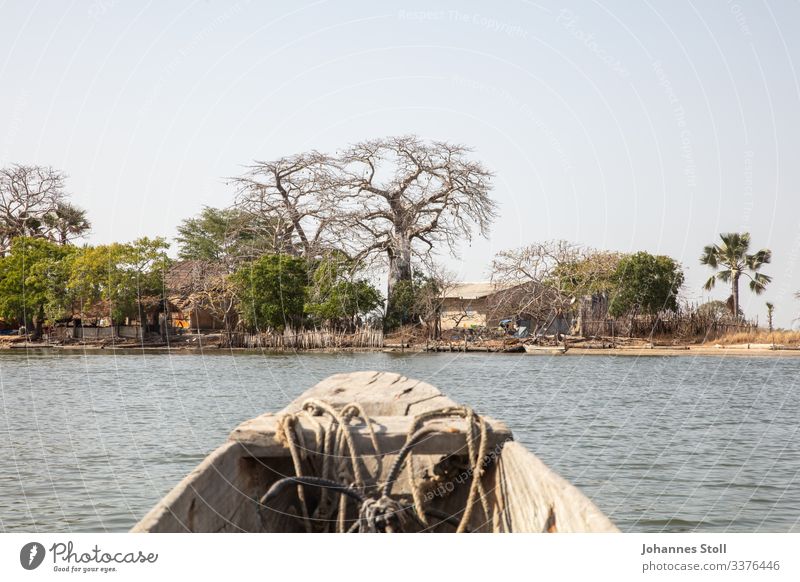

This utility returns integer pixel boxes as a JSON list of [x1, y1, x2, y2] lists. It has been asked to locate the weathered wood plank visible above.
[[229, 414, 512, 457], [281, 371, 458, 416], [132, 371, 619, 533], [131, 441, 252, 533], [491, 442, 619, 533]]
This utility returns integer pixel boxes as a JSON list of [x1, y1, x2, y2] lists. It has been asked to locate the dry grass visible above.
[[384, 324, 429, 344], [708, 330, 800, 346]]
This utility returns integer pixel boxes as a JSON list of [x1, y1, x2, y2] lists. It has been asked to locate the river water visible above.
[[0, 350, 797, 533]]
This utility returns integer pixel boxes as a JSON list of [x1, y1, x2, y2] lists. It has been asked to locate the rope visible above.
[[407, 456, 428, 526], [262, 401, 494, 533], [457, 410, 489, 533], [340, 402, 382, 456], [384, 406, 491, 533], [260, 475, 366, 504], [259, 477, 472, 533], [301, 398, 368, 487], [274, 415, 313, 532]]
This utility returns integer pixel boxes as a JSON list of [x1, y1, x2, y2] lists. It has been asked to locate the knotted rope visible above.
[[259, 401, 493, 533]]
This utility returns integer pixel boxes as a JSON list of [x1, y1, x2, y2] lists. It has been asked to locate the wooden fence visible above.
[[49, 325, 144, 341], [223, 327, 384, 349], [578, 313, 757, 340]]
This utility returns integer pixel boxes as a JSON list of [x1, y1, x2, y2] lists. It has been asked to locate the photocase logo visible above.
[[20, 542, 46, 570]]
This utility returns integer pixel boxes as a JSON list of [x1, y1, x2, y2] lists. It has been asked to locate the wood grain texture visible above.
[[131, 371, 619, 533], [491, 442, 619, 532], [230, 413, 511, 457]]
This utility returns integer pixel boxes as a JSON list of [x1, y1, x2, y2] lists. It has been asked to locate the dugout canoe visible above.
[[523, 344, 568, 355], [132, 371, 617, 533]]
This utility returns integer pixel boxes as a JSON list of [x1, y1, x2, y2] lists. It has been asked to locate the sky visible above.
[[1, 0, 799, 326]]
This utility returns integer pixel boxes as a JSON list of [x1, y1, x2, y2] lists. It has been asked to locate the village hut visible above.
[[440, 282, 572, 336], [165, 260, 235, 332]]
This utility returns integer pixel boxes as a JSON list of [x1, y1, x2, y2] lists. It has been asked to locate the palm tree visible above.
[[700, 232, 771, 319], [44, 202, 91, 245], [766, 302, 774, 332]]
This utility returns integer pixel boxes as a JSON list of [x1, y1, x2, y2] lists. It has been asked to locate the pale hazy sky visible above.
[[2, 1, 799, 326]]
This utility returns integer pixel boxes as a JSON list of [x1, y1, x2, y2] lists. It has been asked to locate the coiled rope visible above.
[[259, 401, 492, 533]]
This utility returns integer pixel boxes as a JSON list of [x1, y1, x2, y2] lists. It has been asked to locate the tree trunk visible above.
[[387, 233, 413, 299], [385, 233, 413, 329], [31, 304, 45, 341], [732, 273, 740, 321], [224, 307, 235, 338], [628, 306, 638, 338]]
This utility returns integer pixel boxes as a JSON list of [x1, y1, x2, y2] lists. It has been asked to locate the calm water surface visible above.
[[0, 351, 798, 533]]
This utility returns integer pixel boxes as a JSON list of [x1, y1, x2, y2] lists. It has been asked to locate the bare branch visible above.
[[0, 165, 88, 252]]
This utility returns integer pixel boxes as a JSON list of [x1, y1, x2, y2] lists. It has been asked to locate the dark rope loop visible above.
[[259, 402, 491, 533]]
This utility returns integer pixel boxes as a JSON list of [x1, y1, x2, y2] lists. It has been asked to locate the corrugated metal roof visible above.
[[444, 282, 510, 300]]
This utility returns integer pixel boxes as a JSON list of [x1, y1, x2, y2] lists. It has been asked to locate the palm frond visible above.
[[719, 232, 750, 262], [754, 272, 772, 286], [703, 275, 717, 291], [721, 231, 750, 249], [699, 244, 719, 267], [747, 248, 772, 269], [748, 272, 771, 295]]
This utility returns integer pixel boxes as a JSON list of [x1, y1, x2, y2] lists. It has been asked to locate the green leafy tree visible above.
[[609, 252, 684, 317], [383, 279, 416, 330], [553, 250, 624, 297], [305, 256, 382, 329], [232, 254, 308, 331], [68, 238, 170, 324], [700, 232, 771, 319], [383, 273, 442, 331], [306, 279, 382, 327], [176, 206, 296, 268], [0, 237, 74, 338]]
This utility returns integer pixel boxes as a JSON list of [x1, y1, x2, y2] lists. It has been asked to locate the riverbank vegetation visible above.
[[0, 144, 794, 349]]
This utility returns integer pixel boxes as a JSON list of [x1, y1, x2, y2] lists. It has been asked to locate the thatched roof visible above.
[[165, 260, 228, 294], [168, 294, 195, 312]]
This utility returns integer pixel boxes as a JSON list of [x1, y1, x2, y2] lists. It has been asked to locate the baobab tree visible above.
[[232, 138, 495, 323], [232, 152, 341, 258], [0, 165, 90, 253], [342, 136, 495, 307], [700, 232, 772, 319]]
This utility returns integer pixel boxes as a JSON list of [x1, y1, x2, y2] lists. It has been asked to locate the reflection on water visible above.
[[0, 350, 797, 532]]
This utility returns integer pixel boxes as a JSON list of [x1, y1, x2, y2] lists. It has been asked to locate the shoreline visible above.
[[1, 343, 799, 358]]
